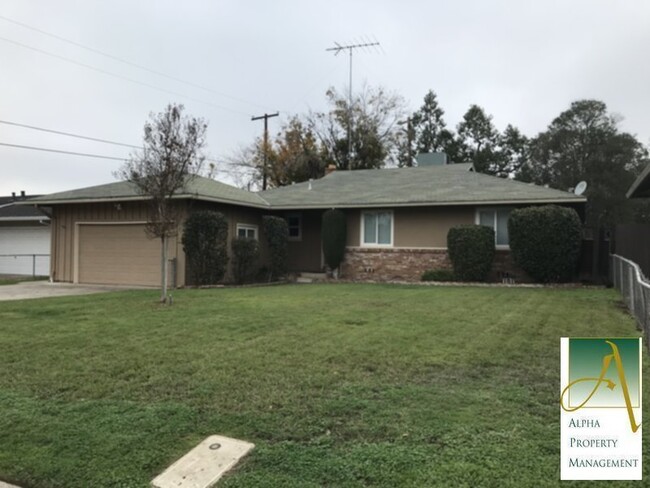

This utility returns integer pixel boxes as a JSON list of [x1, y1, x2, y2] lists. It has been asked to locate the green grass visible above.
[[0, 284, 646, 487]]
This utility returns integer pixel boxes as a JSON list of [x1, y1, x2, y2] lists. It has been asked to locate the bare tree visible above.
[[118, 103, 207, 303], [307, 84, 406, 170]]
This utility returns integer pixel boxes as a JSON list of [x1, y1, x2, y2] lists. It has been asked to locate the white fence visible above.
[[611, 254, 650, 343], [0, 254, 50, 277]]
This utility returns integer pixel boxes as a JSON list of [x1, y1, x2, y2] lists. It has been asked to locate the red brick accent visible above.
[[341, 247, 451, 281], [340, 247, 532, 283]]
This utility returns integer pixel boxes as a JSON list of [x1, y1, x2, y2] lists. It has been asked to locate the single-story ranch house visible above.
[[26, 162, 586, 286]]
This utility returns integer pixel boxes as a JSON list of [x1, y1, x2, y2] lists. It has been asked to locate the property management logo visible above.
[[560, 338, 642, 480]]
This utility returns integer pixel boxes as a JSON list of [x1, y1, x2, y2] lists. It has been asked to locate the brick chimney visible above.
[[325, 164, 337, 176]]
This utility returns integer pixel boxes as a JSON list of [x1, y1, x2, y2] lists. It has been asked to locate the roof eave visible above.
[[626, 164, 650, 199], [19, 193, 271, 209], [265, 197, 587, 210], [0, 216, 50, 222]]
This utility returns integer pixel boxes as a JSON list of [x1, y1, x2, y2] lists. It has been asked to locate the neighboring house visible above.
[[24, 162, 586, 286], [613, 163, 650, 277], [0, 193, 51, 276], [626, 163, 650, 199]]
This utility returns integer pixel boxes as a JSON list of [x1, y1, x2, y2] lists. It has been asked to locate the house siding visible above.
[[284, 209, 323, 272], [50, 201, 163, 283], [340, 205, 534, 282]]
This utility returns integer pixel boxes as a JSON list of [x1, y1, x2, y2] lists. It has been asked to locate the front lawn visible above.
[[0, 284, 646, 487]]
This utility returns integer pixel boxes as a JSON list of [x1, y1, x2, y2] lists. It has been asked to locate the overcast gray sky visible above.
[[1, 0, 649, 196]]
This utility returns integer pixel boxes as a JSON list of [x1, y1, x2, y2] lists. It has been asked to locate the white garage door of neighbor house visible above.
[[77, 224, 163, 286], [0, 226, 51, 276]]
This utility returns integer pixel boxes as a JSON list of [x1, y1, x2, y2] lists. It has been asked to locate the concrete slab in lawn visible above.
[[152, 435, 254, 488], [0, 481, 22, 488], [0, 280, 138, 301]]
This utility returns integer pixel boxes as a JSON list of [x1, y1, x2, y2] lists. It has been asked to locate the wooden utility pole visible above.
[[251, 112, 279, 190]]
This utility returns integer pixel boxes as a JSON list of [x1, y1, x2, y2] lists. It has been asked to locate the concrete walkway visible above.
[[0, 280, 131, 301]]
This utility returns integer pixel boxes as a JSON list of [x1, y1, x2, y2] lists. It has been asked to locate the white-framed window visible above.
[[236, 223, 258, 240], [361, 210, 393, 246], [476, 207, 512, 247], [286, 213, 302, 241]]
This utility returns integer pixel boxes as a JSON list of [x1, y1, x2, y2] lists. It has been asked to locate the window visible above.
[[477, 208, 511, 247], [361, 211, 393, 246], [236, 224, 258, 240], [286, 213, 301, 240]]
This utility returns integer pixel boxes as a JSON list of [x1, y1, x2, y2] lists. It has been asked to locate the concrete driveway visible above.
[[0, 280, 130, 301]]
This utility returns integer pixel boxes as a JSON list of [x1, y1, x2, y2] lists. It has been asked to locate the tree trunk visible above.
[[591, 225, 601, 285], [161, 235, 168, 303]]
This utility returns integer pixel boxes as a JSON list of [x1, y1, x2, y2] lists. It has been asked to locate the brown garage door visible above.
[[78, 224, 163, 286]]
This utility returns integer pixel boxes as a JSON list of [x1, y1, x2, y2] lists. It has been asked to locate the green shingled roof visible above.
[[26, 164, 585, 209], [27, 176, 269, 208], [258, 163, 586, 208]]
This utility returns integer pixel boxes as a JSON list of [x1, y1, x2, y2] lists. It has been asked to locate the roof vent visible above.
[[308, 179, 313, 190]]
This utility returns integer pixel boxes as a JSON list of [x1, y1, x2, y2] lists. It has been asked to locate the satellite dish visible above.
[[574, 181, 588, 196]]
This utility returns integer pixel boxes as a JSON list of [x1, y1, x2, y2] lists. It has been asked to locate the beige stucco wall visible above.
[[346, 206, 476, 248]]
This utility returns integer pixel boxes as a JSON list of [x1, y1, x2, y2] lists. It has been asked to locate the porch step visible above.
[[296, 272, 327, 284]]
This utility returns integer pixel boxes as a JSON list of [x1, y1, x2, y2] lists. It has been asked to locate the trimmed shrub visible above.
[[262, 216, 289, 280], [231, 237, 260, 284], [182, 210, 228, 285], [421, 269, 456, 282], [508, 205, 582, 283], [447, 225, 495, 282], [322, 209, 347, 272]]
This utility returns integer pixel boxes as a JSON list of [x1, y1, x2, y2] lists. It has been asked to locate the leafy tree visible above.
[[182, 211, 229, 285], [517, 100, 649, 228], [456, 104, 499, 174], [397, 90, 462, 166], [413, 91, 447, 154], [119, 103, 206, 303], [269, 117, 326, 186], [497, 124, 529, 177], [310, 85, 406, 170]]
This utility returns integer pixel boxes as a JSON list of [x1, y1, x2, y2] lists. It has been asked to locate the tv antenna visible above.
[[326, 39, 381, 169]]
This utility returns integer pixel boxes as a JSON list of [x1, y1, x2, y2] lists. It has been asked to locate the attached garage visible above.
[[76, 223, 171, 286]]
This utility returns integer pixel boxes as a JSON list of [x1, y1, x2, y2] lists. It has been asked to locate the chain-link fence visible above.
[[611, 254, 650, 345]]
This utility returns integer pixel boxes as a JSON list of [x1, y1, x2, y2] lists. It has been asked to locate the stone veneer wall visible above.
[[340, 247, 532, 283]]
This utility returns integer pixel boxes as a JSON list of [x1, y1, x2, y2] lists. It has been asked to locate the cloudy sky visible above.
[[1, 0, 649, 196]]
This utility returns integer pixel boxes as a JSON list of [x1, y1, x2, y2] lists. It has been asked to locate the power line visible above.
[[0, 119, 140, 149], [0, 35, 253, 118], [0, 14, 274, 113], [0, 118, 222, 165], [0, 142, 127, 161]]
